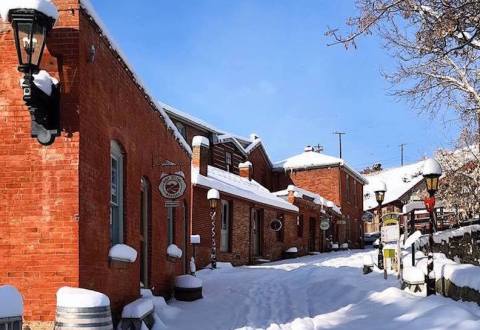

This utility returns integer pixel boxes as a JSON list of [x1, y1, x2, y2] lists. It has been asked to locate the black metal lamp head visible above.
[[422, 159, 442, 197], [373, 180, 387, 206], [9, 9, 55, 74]]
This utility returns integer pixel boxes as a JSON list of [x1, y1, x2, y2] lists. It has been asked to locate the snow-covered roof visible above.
[[364, 160, 425, 211], [274, 150, 367, 184], [162, 101, 273, 165], [274, 185, 342, 214], [0, 0, 59, 22], [78, 1, 192, 156], [192, 166, 298, 212]]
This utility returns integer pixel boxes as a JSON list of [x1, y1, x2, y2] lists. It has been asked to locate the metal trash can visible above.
[[0, 316, 22, 330], [55, 306, 113, 330]]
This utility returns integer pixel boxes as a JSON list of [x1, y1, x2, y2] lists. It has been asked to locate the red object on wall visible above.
[[424, 197, 436, 213]]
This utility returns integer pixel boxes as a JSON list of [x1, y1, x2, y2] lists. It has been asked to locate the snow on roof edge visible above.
[[0, 0, 59, 22], [79, 0, 192, 156]]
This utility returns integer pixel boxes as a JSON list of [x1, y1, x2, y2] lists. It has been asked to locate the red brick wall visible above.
[[78, 10, 191, 318], [0, 1, 81, 323], [274, 166, 365, 247], [191, 186, 298, 268], [211, 142, 245, 174], [248, 145, 273, 190]]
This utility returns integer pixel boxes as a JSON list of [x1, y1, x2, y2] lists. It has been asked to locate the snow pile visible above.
[[122, 298, 154, 318], [175, 275, 202, 289], [363, 254, 374, 266], [57, 287, 110, 308], [109, 244, 137, 263], [404, 230, 422, 247], [20, 70, 59, 96], [167, 244, 182, 258], [192, 136, 209, 148], [443, 263, 480, 292], [285, 247, 298, 253], [0, 285, 23, 318], [364, 160, 425, 210], [403, 267, 425, 283], [190, 235, 200, 244], [0, 0, 59, 22], [192, 166, 298, 212]]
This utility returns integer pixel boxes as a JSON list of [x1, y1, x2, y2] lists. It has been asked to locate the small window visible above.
[[167, 207, 175, 245], [110, 141, 124, 245], [297, 215, 304, 238], [225, 152, 232, 172], [220, 200, 231, 252], [175, 122, 187, 140]]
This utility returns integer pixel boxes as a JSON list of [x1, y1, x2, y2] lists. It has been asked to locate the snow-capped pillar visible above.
[[192, 136, 210, 176], [239, 161, 253, 181]]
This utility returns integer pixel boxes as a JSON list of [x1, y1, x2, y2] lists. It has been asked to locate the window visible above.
[[175, 122, 187, 140], [225, 152, 232, 172], [140, 178, 150, 288], [297, 214, 304, 238], [110, 141, 124, 245], [220, 200, 231, 252], [167, 207, 175, 245]]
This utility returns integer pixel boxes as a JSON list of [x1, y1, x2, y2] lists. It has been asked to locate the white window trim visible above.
[[111, 141, 124, 245]]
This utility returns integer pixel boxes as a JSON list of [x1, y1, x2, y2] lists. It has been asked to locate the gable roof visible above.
[[363, 160, 426, 211], [192, 166, 298, 213], [274, 150, 367, 184]]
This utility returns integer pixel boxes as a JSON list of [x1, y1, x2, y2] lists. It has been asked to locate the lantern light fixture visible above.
[[373, 180, 387, 206], [207, 189, 220, 210], [5, 6, 60, 145], [422, 158, 442, 197]]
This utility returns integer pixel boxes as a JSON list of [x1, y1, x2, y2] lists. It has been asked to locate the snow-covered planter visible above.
[[167, 244, 182, 262], [109, 244, 137, 263], [283, 247, 298, 259], [402, 267, 426, 294], [120, 297, 155, 330], [55, 287, 112, 330], [331, 243, 339, 251], [174, 275, 203, 302]]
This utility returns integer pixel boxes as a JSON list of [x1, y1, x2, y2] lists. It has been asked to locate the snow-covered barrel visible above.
[[55, 287, 113, 330], [174, 275, 203, 302], [0, 285, 23, 330]]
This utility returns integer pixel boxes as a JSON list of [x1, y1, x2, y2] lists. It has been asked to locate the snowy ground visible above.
[[161, 249, 480, 330]]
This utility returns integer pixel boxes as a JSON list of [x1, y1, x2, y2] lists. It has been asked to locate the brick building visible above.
[[190, 137, 300, 266], [0, 1, 191, 328], [273, 147, 367, 248]]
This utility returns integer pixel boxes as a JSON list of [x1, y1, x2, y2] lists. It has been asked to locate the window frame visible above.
[[225, 152, 232, 172], [110, 141, 124, 245]]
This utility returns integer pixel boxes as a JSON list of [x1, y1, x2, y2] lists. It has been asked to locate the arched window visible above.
[[110, 141, 124, 245]]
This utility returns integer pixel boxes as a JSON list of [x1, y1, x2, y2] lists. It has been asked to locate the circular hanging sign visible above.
[[159, 174, 187, 200], [320, 219, 330, 231], [270, 219, 283, 232]]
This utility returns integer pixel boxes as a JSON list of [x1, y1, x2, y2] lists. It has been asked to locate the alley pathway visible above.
[[161, 250, 480, 330]]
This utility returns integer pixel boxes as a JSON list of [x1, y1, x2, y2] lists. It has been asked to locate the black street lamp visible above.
[[422, 158, 442, 296], [374, 180, 387, 274], [207, 189, 220, 269], [7, 8, 60, 145]]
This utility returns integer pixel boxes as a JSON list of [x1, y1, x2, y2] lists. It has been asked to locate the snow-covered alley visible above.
[[161, 250, 480, 330]]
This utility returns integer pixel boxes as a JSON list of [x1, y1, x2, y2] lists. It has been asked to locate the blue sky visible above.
[[89, 0, 459, 170]]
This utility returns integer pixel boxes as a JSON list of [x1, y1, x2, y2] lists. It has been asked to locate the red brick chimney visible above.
[[192, 136, 210, 176], [239, 161, 253, 181]]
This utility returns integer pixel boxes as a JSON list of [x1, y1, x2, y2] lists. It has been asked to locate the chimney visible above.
[[304, 146, 314, 152], [192, 136, 210, 176], [239, 161, 253, 181]]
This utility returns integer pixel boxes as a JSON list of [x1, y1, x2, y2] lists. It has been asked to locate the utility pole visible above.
[[333, 132, 346, 158], [400, 143, 407, 166]]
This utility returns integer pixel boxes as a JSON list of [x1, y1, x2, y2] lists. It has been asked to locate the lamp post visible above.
[[6, 8, 60, 145], [374, 181, 387, 275], [207, 189, 220, 269], [422, 158, 442, 296]]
